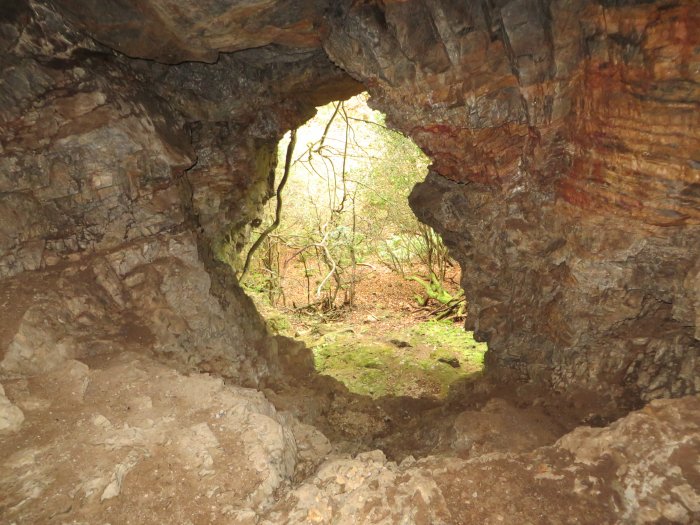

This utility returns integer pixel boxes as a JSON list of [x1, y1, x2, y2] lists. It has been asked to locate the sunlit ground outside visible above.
[[234, 94, 487, 399]]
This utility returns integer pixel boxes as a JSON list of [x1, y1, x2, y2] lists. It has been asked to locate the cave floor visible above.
[[2, 349, 698, 524], [1, 271, 698, 523]]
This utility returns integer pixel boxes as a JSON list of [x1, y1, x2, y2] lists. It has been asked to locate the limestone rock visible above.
[[261, 450, 452, 525], [4, 0, 695, 403], [0, 355, 307, 524], [0, 232, 292, 386], [557, 396, 700, 523], [282, 416, 333, 480], [0, 383, 24, 434], [1, 2, 355, 390], [0, 3, 697, 523], [49, 0, 329, 63], [0, 272, 124, 375], [0, 51, 194, 280], [452, 398, 563, 457], [324, 0, 699, 400], [260, 395, 700, 524]]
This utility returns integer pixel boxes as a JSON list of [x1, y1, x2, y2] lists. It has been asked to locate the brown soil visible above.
[[255, 257, 464, 336]]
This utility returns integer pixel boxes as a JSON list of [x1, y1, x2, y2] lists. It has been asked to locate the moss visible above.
[[266, 315, 292, 334], [409, 319, 485, 369], [313, 342, 395, 396], [314, 341, 393, 372], [308, 319, 487, 399]]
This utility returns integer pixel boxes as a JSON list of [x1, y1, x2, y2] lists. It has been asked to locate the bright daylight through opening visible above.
[[232, 94, 488, 399]]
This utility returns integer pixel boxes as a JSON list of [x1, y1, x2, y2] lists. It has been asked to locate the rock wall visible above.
[[48, 0, 328, 63], [0, 7, 191, 278], [0, 0, 697, 404], [0, 2, 357, 386], [1, 2, 699, 523], [324, 0, 699, 402]]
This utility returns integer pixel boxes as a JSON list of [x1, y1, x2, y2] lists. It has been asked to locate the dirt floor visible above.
[[3, 350, 696, 524], [250, 263, 487, 400]]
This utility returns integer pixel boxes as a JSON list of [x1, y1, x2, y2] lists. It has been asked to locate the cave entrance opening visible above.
[[239, 93, 487, 399]]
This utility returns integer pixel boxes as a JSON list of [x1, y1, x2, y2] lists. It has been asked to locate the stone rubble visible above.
[[0, 382, 24, 435], [0, 354, 309, 524], [3, 350, 696, 524]]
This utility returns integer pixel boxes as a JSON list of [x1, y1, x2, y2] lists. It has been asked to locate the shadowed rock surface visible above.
[[326, 0, 700, 402], [0, 0, 698, 523]]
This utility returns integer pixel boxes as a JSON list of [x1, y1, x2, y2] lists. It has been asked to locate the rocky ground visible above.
[[1, 348, 698, 524], [1, 257, 698, 524]]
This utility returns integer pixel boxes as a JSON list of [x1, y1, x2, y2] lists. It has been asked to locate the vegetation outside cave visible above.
[[227, 94, 487, 399]]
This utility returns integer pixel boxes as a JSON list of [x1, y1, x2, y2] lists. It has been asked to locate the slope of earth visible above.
[[2, 352, 697, 524], [0, 353, 328, 524], [263, 394, 700, 524]]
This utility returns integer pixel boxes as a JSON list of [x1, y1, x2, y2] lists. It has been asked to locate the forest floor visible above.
[[247, 264, 488, 400]]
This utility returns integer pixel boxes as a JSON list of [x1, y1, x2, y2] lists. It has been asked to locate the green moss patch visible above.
[[309, 320, 487, 399]]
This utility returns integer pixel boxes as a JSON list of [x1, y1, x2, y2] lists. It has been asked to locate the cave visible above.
[[0, 0, 698, 523]]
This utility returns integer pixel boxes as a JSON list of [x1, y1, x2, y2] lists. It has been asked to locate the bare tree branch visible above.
[[239, 129, 297, 281]]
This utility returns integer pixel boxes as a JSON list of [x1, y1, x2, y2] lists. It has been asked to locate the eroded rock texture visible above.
[[0, 354, 318, 523], [0, 1, 357, 386], [325, 0, 700, 402], [0, 0, 698, 523], [49, 0, 327, 63], [2, 355, 698, 523], [4, 0, 694, 407], [263, 396, 700, 524]]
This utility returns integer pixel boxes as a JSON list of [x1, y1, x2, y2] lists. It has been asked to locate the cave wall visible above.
[[0, 3, 698, 522], [0, 0, 697, 403], [0, 2, 356, 385], [324, 0, 699, 402]]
